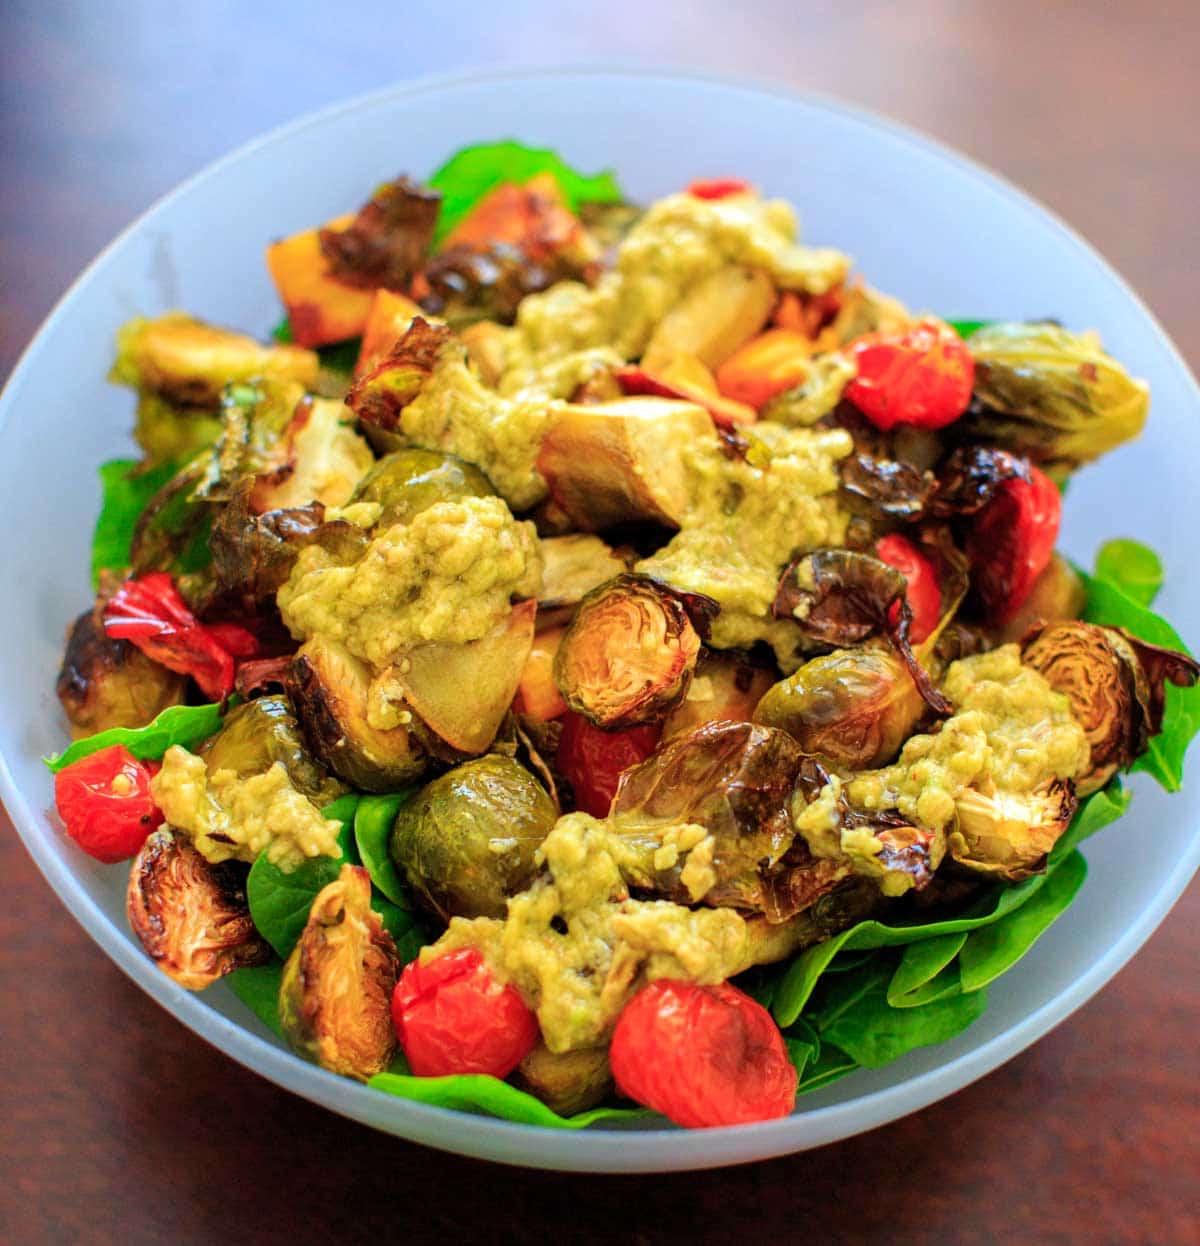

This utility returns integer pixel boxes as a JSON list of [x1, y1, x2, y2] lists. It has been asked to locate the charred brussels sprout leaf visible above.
[[350, 447, 494, 527], [57, 607, 187, 739], [925, 445, 1030, 519], [318, 175, 440, 291], [963, 322, 1149, 471], [126, 829, 272, 990], [278, 864, 401, 1080], [420, 243, 578, 327], [554, 574, 705, 729], [346, 317, 451, 433], [390, 755, 556, 922]]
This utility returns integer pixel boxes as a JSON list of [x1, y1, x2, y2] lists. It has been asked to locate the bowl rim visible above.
[[3, 62, 1198, 1173]]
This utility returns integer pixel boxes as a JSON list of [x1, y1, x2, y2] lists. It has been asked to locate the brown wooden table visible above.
[[2, 4, 1197, 1242]]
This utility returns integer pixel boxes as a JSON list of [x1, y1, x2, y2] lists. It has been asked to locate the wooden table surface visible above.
[[2, 3, 1197, 1242]]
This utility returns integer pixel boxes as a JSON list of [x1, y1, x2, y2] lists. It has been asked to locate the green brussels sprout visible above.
[[390, 755, 557, 922], [964, 322, 1149, 471], [57, 608, 187, 739], [132, 392, 223, 465], [513, 1043, 613, 1117], [350, 447, 494, 527], [278, 865, 400, 1080], [199, 694, 345, 806]]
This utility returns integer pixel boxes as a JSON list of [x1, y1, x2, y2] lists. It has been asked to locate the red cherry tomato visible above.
[[54, 745, 164, 864], [844, 318, 974, 431], [686, 177, 753, 200], [609, 979, 798, 1128], [876, 533, 942, 644], [104, 573, 257, 700], [556, 712, 661, 817], [966, 465, 1062, 626], [391, 947, 539, 1078]]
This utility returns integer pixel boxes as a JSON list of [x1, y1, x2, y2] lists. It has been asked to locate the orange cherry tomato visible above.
[[876, 533, 942, 644], [609, 979, 798, 1128], [54, 745, 164, 864], [391, 947, 539, 1078], [844, 318, 974, 431], [967, 465, 1062, 625], [556, 712, 661, 817]]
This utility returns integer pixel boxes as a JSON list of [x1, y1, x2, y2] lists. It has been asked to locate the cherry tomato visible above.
[[556, 711, 661, 817], [844, 318, 974, 431], [686, 177, 753, 200], [54, 745, 164, 864], [966, 465, 1062, 626], [104, 573, 257, 700], [876, 533, 942, 644], [609, 979, 798, 1128], [391, 947, 538, 1078]]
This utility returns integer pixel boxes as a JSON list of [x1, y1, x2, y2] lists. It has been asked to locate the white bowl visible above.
[[2, 67, 1197, 1172]]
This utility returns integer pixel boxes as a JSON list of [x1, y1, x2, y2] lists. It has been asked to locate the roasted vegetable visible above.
[[112, 313, 318, 407], [554, 575, 703, 729], [962, 322, 1150, 471], [1021, 620, 1200, 795], [317, 175, 440, 290], [278, 864, 401, 1079], [355, 288, 426, 378], [350, 447, 494, 527], [513, 1043, 614, 1117], [755, 643, 933, 771], [996, 553, 1086, 643], [946, 780, 1077, 880], [515, 626, 568, 723], [200, 695, 345, 807], [289, 635, 428, 792], [132, 392, 223, 465], [345, 317, 450, 434], [57, 607, 187, 739], [536, 534, 630, 620], [390, 755, 557, 921], [661, 650, 775, 741], [420, 242, 578, 328], [126, 829, 271, 990]]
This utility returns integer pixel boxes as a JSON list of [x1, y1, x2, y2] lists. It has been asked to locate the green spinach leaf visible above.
[[888, 932, 968, 1006], [225, 961, 285, 1038], [1094, 538, 1163, 607], [92, 457, 180, 587], [795, 1044, 859, 1094], [44, 701, 228, 772], [948, 319, 989, 339]]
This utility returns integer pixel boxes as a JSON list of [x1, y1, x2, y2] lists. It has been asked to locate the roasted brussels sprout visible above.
[[390, 755, 557, 922], [1021, 620, 1200, 795], [554, 575, 704, 729], [289, 635, 429, 792], [57, 607, 187, 739], [754, 643, 934, 771], [346, 317, 450, 434], [132, 392, 223, 465], [963, 322, 1149, 472], [513, 1043, 613, 1117], [278, 865, 400, 1080], [126, 829, 271, 990], [946, 780, 1077, 880], [200, 694, 345, 806], [317, 175, 440, 290], [350, 447, 494, 527]]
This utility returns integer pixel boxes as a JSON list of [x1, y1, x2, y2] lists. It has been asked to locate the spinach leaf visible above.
[[354, 792, 417, 907], [246, 795, 362, 958], [44, 701, 227, 772], [225, 961, 284, 1038], [888, 932, 968, 1006], [91, 457, 180, 587], [795, 1044, 859, 1094], [370, 892, 428, 965], [1094, 538, 1163, 607], [1047, 780, 1130, 864], [1082, 568, 1200, 791], [948, 319, 989, 339], [784, 1016, 822, 1081], [957, 849, 1087, 992], [369, 1070, 650, 1130], [427, 140, 624, 244]]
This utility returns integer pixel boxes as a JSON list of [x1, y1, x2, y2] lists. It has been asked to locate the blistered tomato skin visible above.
[[844, 319, 975, 432], [686, 177, 753, 200], [54, 744, 164, 864], [876, 533, 942, 644], [392, 947, 539, 1078], [556, 711, 661, 818], [609, 979, 798, 1128]]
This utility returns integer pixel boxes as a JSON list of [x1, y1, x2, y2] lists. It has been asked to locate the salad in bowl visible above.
[[46, 140, 1200, 1131]]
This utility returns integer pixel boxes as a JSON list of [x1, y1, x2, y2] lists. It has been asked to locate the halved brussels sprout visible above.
[[126, 829, 271, 990], [133, 392, 224, 465], [947, 780, 1077, 880], [513, 1043, 613, 1117], [554, 575, 704, 729], [200, 694, 345, 807], [350, 447, 494, 527], [1021, 620, 1200, 794], [754, 643, 934, 771], [390, 754, 557, 922], [278, 864, 400, 1080], [964, 322, 1149, 471], [289, 635, 428, 792], [57, 607, 187, 739]]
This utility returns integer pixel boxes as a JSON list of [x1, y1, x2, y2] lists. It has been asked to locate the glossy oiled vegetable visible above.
[[126, 828, 272, 990], [947, 781, 1078, 880], [554, 575, 704, 728], [279, 865, 401, 1080], [513, 1043, 614, 1117], [350, 447, 494, 527], [390, 755, 557, 921]]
